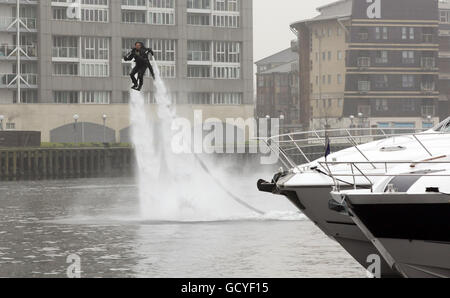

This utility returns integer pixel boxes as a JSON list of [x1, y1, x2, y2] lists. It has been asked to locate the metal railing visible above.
[[259, 125, 450, 171], [0, 44, 37, 58], [52, 47, 78, 58], [318, 159, 450, 192]]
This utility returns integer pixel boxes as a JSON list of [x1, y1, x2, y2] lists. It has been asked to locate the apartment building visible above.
[[255, 47, 300, 133], [439, 0, 450, 120], [291, 0, 442, 130], [0, 0, 253, 107]]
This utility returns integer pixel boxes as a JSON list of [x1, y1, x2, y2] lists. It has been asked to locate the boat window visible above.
[[380, 146, 406, 152], [385, 176, 421, 192], [384, 169, 445, 192]]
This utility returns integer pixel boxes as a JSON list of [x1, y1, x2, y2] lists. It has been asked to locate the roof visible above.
[[260, 60, 298, 74], [255, 48, 298, 65], [291, 0, 352, 28]]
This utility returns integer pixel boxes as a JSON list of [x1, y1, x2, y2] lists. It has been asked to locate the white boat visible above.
[[258, 117, 450, 277], [329, 157, 450, 278]]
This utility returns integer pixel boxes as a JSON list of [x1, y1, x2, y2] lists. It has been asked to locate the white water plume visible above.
[[129, 60, 296, 221]]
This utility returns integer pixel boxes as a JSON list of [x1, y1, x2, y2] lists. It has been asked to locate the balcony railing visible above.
[[188, 50, 211, 62], [421, 105, 435, 117], [421, 82, 436, 92], [423, 34, 433, 43], [52, 47, 78, 58], [0, 73, 38, 87], [0, 44, 37, 58], [0, 17, 37, 30], [421, 57, 436, 69], [358, 81, 371, 92], [357, 57, 370, 68]]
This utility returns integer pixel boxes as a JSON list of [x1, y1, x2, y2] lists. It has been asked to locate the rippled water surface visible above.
[[0, 178, 365, 278]]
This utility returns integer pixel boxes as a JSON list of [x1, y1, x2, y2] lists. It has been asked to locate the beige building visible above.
[[0, 103, 254, 143], [309, 18, 349, 129]]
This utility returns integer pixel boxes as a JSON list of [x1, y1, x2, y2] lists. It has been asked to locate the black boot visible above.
[[131, 84, 138, 90]]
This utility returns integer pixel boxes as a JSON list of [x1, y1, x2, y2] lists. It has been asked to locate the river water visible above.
[[0, 177, 365, 278]]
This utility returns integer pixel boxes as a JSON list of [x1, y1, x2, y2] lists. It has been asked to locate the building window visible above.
[[122, 10, 146, 23], [328, 51, 332, 60], [402, 51, 415, 64], [337, 74, 342, 84], [440, 10, 450, 23], [80, 91, 110, 104], [402, 75, 415, 88], [188, 66, 211, 78], [358, 28, 369, 40], [375, 50, 388, 64], [337, 50, 343, 60], [375, 27, 388, 40], [358, 81, 371, 91], [188, 92, 211, 104], [327, 75, 332, 84], [374, 75, 388, 88], [212, 92, 243, 105], [51, 1, 109, 23], [375, 99, 388, 111], [402, 99, 416, 112], [53, 63, 79, 76], [54, 91, 79, 104], [188, 41, 211, 61], [188, 13, 210, 26], [402, 27, 414, 40]]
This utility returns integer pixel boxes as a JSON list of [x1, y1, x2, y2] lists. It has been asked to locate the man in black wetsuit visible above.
[[123, 42, 155, 91]]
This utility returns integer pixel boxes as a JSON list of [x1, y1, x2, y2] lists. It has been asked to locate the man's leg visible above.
[[137, 69, 145, 91], [129, 66, 139, 88]]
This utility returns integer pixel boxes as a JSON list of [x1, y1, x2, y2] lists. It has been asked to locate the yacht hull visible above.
[[377, 239, 450, 278], [280, 185, 400, 277], [345, 194, 450, 278]]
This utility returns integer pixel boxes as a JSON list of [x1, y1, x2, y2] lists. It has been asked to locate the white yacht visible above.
[[258, 117, 450, 277], [329, 157, 450, 278]]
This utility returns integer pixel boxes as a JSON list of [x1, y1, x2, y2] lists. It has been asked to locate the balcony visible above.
[[421, 57, 436, 69], [423, 34, 434, 43], [358, 81, 371, 93], [0, 0, 38, 4], [187, 50, 211, 64], [52, 47, 78, 60], [421, 105, 435, 117], [0, 17, 37, 31], [0, 73, 38, 88], [421, 82, 436, 93], [357, 57, 370, 68], [120, 0, 147, 10], [0, 44, 37, 59]]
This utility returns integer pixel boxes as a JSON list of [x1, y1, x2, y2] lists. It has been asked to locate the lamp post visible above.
[[265, 115, 271, 140], [349, 115, 355, 128], [73, 114, 79, 143], [280, 114, 285, 134], [0, 115, 4, 131], [102, 114, 107, 143]]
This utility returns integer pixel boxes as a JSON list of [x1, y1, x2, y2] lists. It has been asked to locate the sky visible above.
[[253, 0, 338, 62]]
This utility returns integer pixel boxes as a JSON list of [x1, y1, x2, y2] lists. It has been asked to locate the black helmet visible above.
[[135, 41, 145, 47]]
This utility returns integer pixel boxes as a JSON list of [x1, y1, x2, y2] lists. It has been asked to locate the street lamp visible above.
[[349, 115, 355, 128], [265, 115, 271, 140], [73, 114, 79, 143], [0, 115, 4, 131], [280, 114, 285, 134], [102, 114, 107, 143]]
